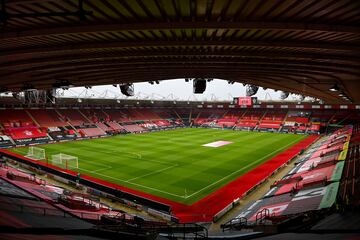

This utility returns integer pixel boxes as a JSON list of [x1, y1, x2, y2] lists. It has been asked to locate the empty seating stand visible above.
[[106, 121, 124, 131], [152, 109, 176, 119], [104, 109, 131, 122], [28, 109, 67, 127], [96, 122, 112, 132], [3, 127, 48, 140], [153, 120, 172, 127], [258, 110, 286, 131], [81, 109, 109, 122], [122, 124, 145, 133], [57, 109, 90, 126], [235, 109, 263, 130], [79, 127, 107, 137], [0, 109, 35, 128], [0, 189, 94, 230], [216, 117, 238, 128], [135, 108, 162, 120]]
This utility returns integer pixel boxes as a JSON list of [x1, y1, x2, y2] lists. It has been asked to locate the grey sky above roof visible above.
[[62, 79, 306, 102]]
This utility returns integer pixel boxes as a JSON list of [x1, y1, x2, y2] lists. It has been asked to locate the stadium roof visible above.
[[0, 0, 359, 103]]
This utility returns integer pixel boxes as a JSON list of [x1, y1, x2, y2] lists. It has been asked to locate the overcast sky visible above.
[[61, 79, 302, 102]]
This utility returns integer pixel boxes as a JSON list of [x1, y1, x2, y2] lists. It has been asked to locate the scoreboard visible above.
[[233, 97, 258, 106]]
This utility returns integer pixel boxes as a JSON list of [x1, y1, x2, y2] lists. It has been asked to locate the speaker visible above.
[[193, 78, 206, 94], [120, 83, 134, 96], [245, 84, 259, 96]]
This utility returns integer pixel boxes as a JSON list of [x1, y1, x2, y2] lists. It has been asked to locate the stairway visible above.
[[25, 110, 40, 127], [78, 109, 92, 123], [279, 110, 290, 132]]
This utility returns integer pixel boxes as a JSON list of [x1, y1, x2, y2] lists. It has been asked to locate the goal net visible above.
[[51, 153, 79, 170], [25, 146, 46, 160]]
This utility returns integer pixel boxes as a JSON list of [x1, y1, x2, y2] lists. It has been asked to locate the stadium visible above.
[[0, 1, 359, 240]]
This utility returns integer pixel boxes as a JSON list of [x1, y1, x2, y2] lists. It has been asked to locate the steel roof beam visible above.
[[1, 21, 359, 40]]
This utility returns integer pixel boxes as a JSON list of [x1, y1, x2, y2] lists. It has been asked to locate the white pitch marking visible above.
[[77, 167, 111, 174], [71, 152, 185, 198], [79, 170, 186, 199], [125, 164, 179, 182], [184, 137, 305, 199], [123, 152, 142, 159], [91, 166, 113, 173], [202, 141, 233, 148]]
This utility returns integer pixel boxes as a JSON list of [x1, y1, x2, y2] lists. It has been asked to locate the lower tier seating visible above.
[[122, 124, 145, 133], [79, 127, 107, 137], [3, 127, 48, 140]]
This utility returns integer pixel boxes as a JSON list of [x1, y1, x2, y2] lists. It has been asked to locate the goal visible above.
[[25, 146, 46, 160], [51, 153, 79, 170]]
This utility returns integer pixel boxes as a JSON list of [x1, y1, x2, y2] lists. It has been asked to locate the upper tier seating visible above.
[[28, 109, 67, 127], [347, 111, 360, 123], [57, 109, 90, 126], [81, 109, 109, 122], [0, 109, 35, 128], [235, 109, 263, 129], [152, 109, 176, 119], [241, 109, 263, 120], [122, 109, 143, 120], [134, 108, 162, 120], [311, 110, 337, 123], [216, 110, 245, 127], [176, 108, 191, 120], [224, 109, 246, 118], [104, 109, 130, 122], [258, 110, 286, 129], [199, 109, 226, 119]]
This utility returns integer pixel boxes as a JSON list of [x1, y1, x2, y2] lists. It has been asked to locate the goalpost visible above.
[[51, 153, 79, 170], [25, 146, 46, 160]]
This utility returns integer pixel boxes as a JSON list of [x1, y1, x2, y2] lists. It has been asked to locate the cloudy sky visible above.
[[61, 78, 301, 102]]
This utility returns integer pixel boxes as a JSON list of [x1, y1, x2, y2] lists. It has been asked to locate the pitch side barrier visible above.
[[0, 150, 174, 217]]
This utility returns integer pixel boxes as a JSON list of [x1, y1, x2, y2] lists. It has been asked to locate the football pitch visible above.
[[12, 128, 306, 205]]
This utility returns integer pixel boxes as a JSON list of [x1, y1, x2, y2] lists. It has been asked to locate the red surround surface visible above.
[[0, 135, 318, 223]]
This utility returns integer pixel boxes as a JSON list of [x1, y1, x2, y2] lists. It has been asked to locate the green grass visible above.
[[11, 128, 306, 205]]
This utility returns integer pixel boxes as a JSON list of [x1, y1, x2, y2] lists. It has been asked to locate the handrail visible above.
[[256, 208, 270, 225], [221, 216, 248, 231]]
